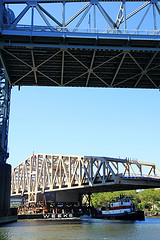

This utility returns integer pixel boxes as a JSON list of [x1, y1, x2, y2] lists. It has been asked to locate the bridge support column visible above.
[[0, 69, 11, 162], [0, 162, 11, 216], [0, 68, 12, 221]]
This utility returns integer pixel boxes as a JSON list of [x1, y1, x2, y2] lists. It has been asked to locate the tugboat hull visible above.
[[92, 211, 145, 221]]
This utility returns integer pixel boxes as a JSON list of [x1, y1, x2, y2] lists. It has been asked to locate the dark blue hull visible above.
[[92, 211, 145, 221]]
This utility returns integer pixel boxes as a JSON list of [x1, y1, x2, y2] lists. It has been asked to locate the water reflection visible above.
[[0, 226, 11, 240], [0, 218, 160, 240]]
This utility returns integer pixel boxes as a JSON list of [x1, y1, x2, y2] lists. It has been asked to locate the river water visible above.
[[0, 217, 160, 240]]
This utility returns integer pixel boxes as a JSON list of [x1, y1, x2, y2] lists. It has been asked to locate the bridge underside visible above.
[[1, 32, 160, 88], [12, 178, 160, 203], [77, 177, 160, 194], [32, 177, 160, 200]]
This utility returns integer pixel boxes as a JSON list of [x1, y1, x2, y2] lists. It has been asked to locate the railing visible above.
[[123, 174, 160, 179], [3, 25, 160, 36]]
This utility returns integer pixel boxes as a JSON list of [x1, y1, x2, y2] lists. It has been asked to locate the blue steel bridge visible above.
[[0, 0, 160, 209]]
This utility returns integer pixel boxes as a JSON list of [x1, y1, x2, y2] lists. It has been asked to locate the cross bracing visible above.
[[11, 154, 160, 203], [0, 46, 160, 88]]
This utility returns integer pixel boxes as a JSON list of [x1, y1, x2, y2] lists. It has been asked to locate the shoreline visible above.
[[145, 211, 160, 217]]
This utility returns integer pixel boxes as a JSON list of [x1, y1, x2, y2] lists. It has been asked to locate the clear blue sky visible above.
[[8, 87, 160, 169]]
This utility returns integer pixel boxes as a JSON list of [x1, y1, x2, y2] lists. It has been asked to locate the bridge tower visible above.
[[0, 1, 13, 219], [0, 69, 11, 217]]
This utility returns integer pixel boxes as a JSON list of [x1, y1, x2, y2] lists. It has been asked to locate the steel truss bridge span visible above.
[[11, 154, 160, 203], [0, 0, 160, 89]]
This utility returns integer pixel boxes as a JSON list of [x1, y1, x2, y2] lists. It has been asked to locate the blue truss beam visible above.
[[0, 70, 11, 162], [3, 0, 160, 2], [1, 0, 160, 36], [1, 29, 160, 43]]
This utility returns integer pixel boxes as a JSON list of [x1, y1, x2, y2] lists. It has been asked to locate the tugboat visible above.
[[92, 195, 145, 221]]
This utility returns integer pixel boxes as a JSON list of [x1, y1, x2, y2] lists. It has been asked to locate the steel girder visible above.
[[11, 153, 160, 203]]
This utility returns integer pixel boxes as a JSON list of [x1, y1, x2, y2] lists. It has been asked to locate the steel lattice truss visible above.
[[11, 154, 160, 203]]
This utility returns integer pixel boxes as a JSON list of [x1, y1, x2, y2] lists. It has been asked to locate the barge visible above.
[[17, 201, 86, 219]]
